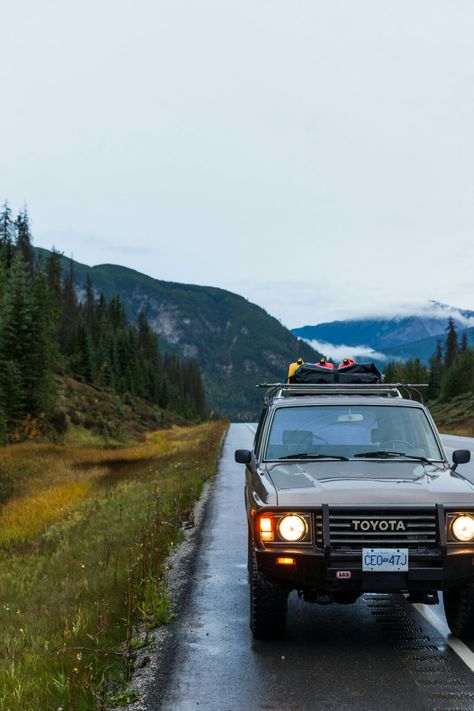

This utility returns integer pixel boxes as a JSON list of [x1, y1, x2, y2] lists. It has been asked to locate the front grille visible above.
[[318, 508, 438, 546]]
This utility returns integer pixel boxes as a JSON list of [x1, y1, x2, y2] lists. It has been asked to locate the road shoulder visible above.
[[116, 427, 230, 711]]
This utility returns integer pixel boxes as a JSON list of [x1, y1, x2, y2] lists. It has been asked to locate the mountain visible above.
[[292, 301, 474, 351], [35, 248, 320, 420], [291, 301, 474, 365]]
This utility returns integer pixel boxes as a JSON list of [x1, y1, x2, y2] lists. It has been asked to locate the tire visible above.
[[444, 584, 474, 637], [249, 545, 289, 639]]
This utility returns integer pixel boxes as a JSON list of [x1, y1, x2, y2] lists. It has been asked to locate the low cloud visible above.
[[304, 339, 388, 363]]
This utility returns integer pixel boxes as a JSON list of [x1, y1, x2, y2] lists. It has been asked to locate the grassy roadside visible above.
[[429, 394, 474, 437], [0, 419, 228, 710]]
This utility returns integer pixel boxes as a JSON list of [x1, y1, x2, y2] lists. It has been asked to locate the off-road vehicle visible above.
[[235, 380, 474, 639]]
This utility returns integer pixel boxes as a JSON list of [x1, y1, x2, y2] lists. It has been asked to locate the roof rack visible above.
[[256, 383, 428, 406]]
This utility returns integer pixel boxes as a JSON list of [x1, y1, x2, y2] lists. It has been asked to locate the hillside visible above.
[[430, 394, 474, 437], [55, 376, 185, 445], [35, 249, 321, 419]]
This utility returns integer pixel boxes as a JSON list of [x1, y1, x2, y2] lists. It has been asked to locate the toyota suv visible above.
[[235, 382, 474, 639]]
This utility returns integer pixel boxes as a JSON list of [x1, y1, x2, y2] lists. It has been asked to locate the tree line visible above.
[[0, 201, 206, 439], [383, 317, 472, 401]]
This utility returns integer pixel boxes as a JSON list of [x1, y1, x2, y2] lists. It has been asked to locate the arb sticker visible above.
[[336, 571, 352, 579]]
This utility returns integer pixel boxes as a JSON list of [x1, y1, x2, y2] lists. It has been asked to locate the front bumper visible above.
[[255, 546, 474, 593], [251, 505, 474, 593]]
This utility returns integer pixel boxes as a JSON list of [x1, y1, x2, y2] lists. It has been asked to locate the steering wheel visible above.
[[380, 439, 415, 450], [312, 435, 329, 445]]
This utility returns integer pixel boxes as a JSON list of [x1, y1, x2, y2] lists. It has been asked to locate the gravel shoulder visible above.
[[118, 427, 229, 711]]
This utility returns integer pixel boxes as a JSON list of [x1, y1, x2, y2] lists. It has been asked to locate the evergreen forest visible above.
[[383, 316, 474, 402], [0, 202, 206, 440]]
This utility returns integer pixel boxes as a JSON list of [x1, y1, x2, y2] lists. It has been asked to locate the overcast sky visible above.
[[2, 0, 474, 327]]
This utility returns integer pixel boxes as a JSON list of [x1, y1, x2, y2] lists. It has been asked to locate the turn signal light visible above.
[[259, 515, 274, 541], [276, 557, 296, 566]]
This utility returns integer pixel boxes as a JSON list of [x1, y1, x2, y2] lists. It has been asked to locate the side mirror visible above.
[[235, 449, 251, 464], [452, 449, 471, 471]]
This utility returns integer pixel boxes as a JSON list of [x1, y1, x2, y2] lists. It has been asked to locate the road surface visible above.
[[146, 425, 474, 711]]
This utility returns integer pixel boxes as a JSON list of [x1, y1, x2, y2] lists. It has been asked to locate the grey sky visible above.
[[2, 0, 474, 327]]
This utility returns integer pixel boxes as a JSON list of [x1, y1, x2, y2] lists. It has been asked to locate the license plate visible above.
[[362, 548, 408, 572]]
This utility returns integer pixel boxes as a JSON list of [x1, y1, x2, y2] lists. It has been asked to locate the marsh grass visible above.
[[0, 420, 227, 710]]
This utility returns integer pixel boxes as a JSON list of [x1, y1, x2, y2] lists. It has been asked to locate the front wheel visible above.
[[249, 549, 289, 639], [444, 584, 474, 637]]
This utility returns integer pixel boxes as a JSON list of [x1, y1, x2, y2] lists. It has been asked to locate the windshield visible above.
[[265, 405, 443, 461]]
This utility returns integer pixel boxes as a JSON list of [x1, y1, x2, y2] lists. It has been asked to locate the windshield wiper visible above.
[[278, 453, 350, 461], [353, 450, 433, 464]]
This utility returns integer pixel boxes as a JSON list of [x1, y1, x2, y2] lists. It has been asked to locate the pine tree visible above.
[[84, 274, 95, 327], [30, 270, 57, 415], [73, 315, 95, 382], [460, 330, 468, 353], [404, 358, 427, 384], [445, 317, 459, 368], [46, 249, 63, 306], [108, 295, 127, 330], [45, 249, 64, 371], [0, 201, 15, 270], [60, 258, 77, 354], [383, 361, 405, 383], [428, 338, 443, 400], [15, 207, 34, 274], [0, 253, 35, 430], [186, 361, 205, 417], [440, 349, 474, 400]]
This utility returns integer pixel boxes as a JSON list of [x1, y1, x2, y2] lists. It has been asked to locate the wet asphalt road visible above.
[[149, 425, 474, 711]]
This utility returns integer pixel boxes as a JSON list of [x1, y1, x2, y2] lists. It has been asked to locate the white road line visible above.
[[413, 603, 474, 673], [246, 424, 257, 435]]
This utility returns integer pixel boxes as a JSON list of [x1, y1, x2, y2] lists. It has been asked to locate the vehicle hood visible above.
[[264, 460, 474, 507]]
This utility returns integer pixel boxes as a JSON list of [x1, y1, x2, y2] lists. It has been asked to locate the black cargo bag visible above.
[[289, 362, 382, 385], [337, 362, 382, 384], [289, 364, 336, 384]]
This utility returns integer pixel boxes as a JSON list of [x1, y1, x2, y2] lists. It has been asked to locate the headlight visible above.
[[451, 514, 474, 542], [278, 514, 307, 542]]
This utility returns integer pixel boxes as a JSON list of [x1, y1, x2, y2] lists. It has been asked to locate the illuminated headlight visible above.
[[451, 514, 474, 542], [278, 514, 307, 542]]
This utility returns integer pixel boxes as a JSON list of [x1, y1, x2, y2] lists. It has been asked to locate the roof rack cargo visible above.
[[256, 383, 428, 406], [288, 360, 382, 385]]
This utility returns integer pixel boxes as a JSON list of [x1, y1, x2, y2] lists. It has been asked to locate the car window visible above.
[[265, 405, 443, 461]]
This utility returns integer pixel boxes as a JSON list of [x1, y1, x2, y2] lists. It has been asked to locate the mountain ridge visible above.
[[291, 301, 474, 364], [34, 248, 321, 419]]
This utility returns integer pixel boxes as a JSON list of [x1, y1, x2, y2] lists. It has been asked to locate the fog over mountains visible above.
[[292, 301, 474, 365]]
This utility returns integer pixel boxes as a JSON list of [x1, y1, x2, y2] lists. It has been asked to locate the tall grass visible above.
[[0, 420, 227, 709]]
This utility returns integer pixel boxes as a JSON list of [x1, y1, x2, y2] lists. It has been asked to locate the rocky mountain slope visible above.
[[35, 249, 320, 419]]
